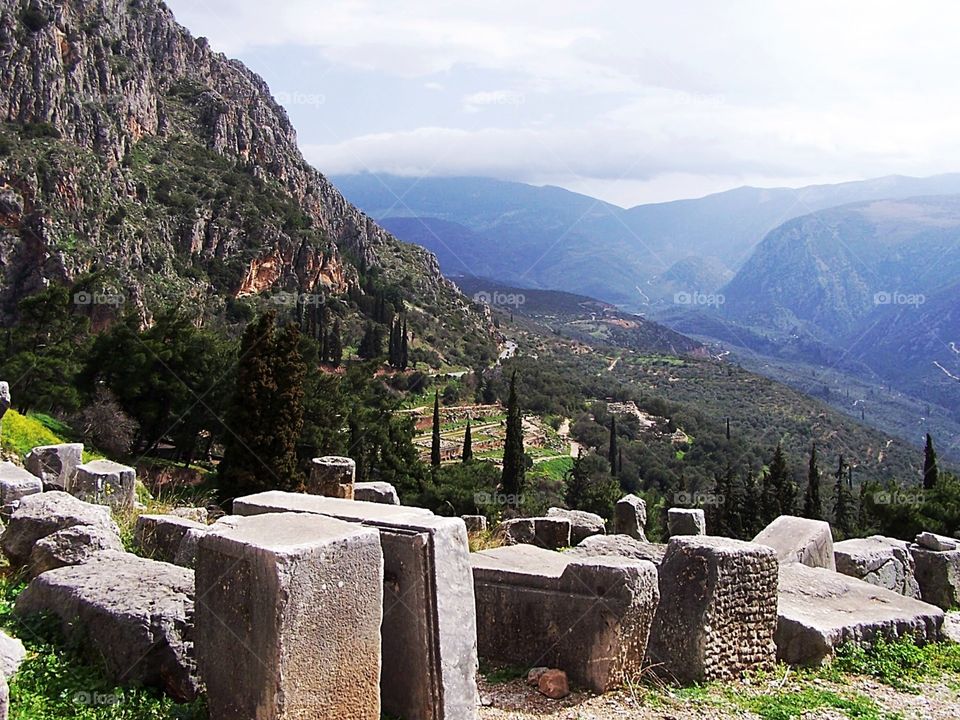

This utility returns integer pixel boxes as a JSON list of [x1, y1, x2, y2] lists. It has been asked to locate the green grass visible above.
[[530, 455, 574, 481], [479, 663, 527, 685], [0, 575, 207, 719], [833, 635, 960, 691], [0, 411, 64, 458], [739, 687, 901, 720]]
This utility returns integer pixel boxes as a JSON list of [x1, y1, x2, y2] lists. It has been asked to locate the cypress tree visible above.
[[833, 454, 854, 538], [923, 433, 939, 491], [462, 419, 473, 463], [328, 320, 343, 367], [431, 391, 442, 467], [401, 318, 409, 370], [501, 370, 526, 498], [803, 443, 823, 520], [771, 443, 797, 515], [608, 415, 619, 476]]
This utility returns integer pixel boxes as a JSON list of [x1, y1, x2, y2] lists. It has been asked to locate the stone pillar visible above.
[[307, 456, 356, 499], [233, 491, 480, 720], [196, 512, 384, 720], [667, 507, 706, 537], [646, 536, 779, 683], [25, 444, 84, 491], [615, 494, 647, 540]]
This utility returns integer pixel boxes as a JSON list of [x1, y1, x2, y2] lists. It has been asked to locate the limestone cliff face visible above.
[[0, 0, 476, 346]]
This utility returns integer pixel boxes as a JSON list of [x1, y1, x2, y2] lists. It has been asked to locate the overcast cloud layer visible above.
[[165, 0, 960, 205]]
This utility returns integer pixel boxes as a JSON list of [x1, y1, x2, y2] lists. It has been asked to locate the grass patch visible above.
[[0, 575, 207, 719], [740, 687, 901, 720], [479, 663, 527, 685], [833, 635, 960, 690]]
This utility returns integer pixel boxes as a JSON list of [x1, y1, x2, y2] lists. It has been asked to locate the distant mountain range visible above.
[[334, 172, 960, 307]]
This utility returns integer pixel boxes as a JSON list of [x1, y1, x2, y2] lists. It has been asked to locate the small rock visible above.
[[0, 630, 25, 679], [171, 507, 208, 524], [526, 666, 549, 686], [537, 669, 569, 699]]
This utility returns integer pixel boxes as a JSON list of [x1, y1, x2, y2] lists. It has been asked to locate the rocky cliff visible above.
[[0, 0, 490, 360]]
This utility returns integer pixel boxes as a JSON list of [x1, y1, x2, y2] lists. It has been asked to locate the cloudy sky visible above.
[[167, 0, 960, 206]]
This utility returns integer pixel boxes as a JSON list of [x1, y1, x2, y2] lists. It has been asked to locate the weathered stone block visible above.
[[354, 481, 400, 505], [614, 494, 647, 541], [1, 491, 118, 565], [233, 491, 479, 720], [834, 536, 920, 598], [566, 534, 667, 565], [24, 443, 83, 491], [501, 517, 571, 549], [0, 462, 42, 505], [910, 545, 960, 610], [647, 536, 779, 683], [462, 515, 487, 533], [916, 531, 958, 552], [70, 459, 136, 508], [472, 545, 659, 692], [14, 552, 199, 700], [776, 563, 944, 665], [135, 514, 207, 564], [196, 512, 383, 720], [546, 507, 605, 544], [666, 507, 705, 537], [306, 455, 355, 499], [28, 523, 124, 578], [753, 515, 835, 570]]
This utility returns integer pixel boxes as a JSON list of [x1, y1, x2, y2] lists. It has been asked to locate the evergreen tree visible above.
[[760, 469, 777, 525], [357, 322, 384, 360], [400, 318, 409, 370], [742, 468, 761, 537], [328, 320, 343, 367], [924, 433, 939, 491], [564, 451, 620, 520], [608, 415, 619, 477], [218, 312, 306, 498], [462, 419, 473, 463], [833, 454, 855, 538], [501, 370, 526, 498], [802, 444, 823, 520], [770, 443, 797, 516], [388, 317, 399, 367], [431, 391, 442, 467]]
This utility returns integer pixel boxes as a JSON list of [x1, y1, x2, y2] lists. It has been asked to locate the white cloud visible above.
[[166, 0, 960, 203]]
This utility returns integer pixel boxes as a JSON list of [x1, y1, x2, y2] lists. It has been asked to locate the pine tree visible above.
[[770, 443, 797, 515], [328, 320, 343, 367], [741, 468, 761, 537], [924, 433, 939, 491], [431, 391, 442, 467], [462, 419, 473, 463], [357, 322, 383, 360], [501, 370, 526, 498], [608, 415, 619, 477], [219, 312, 306, 498], [833, 454, 854, 539], [803, 444, 823, 520]]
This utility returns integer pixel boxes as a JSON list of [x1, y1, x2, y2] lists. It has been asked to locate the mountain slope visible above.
[[0, 0, 491, 362], [334, 172, 960, 308]]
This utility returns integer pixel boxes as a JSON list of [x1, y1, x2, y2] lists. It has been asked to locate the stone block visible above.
[[306, 456, 355, 499], [196, 512, 383, 720], [647, 536, 778, 683], [462, 515, 487, 533], [70, 459, 136, 508], [833, 535, 920, 598], [614, 494, 647, 541], [14, 552, 199, 700], [500, 517, 571, 549], [666, 507, 705, 537], [472, 544, 659, 692], [776, 563, 944, 665], [135, 514, 207, 564], [24, 443, 83, 491], [916, 531, 958, 552], [546, 507, 605, 544], [910, 545, 960, 610], [233, 491, 479, 720], [566, 534, 667, 565], [1, 491, 118, 565], [753, 515, 835, 570], [354, 481, 400, 505], [0, 462, 42, 505], [27, 523, 123, 578]]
